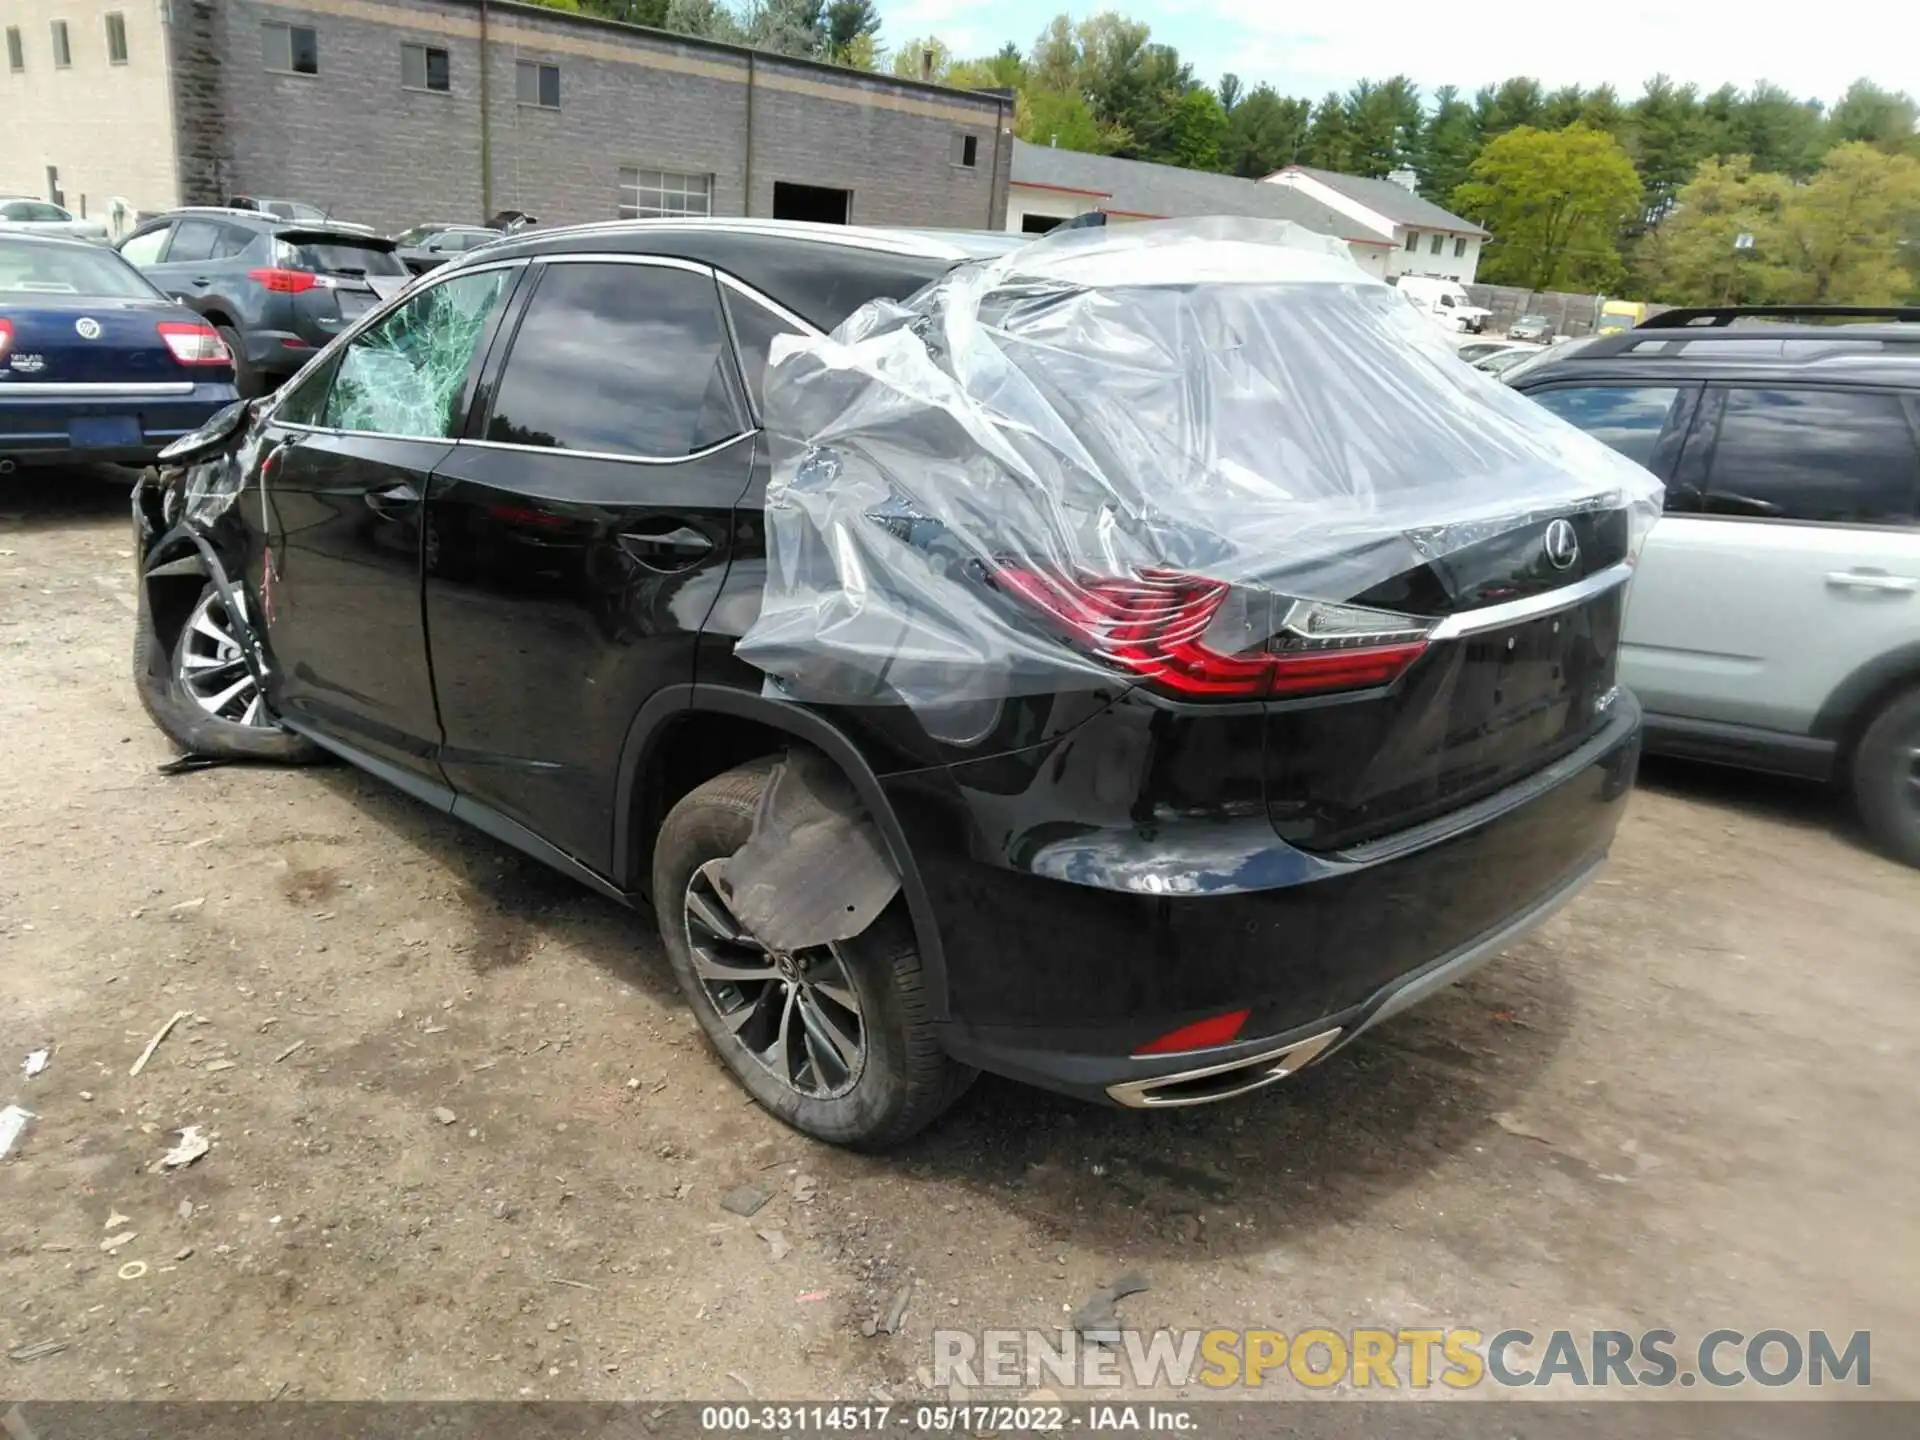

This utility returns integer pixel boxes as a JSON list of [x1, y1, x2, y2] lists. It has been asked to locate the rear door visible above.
[[1620, 384, 1920, 734], [254, 263, 520, 779], [423, 255, 755, 872], [268, 230, 412, 347]]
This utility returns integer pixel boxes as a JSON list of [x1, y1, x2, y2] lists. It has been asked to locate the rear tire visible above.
[[1851, 687, 1920, 868], [134, 575, 321, 763], [216, 326, 266, 400], [652, 757, 973, 1148]]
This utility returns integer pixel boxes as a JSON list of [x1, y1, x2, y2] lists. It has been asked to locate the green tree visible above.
[[1629, 75, 1707, 223], [1018, 88, 1108, 152], [746, 0, 825, 58], [1452, 122, 1643, 289], [824, 0, 879, 57], [1344, 75, 1422, 177], [1223, 85, 1310, 177], [1771, 141, 1920, 302], [1029, 14, 1080, 94], [577, 0, 672, 24], [1420, 86, 1477, 202], [1633, 155, 1793, 304], [1301, 92, 1356, 171], [1578, 84, 1629, 142], [1827, 80, 1920, 154], [1735, 82, 1827, 177], [1474, 77, 1545, 138], [1218, 72, 1243, 116], [1166, 87, 1229, 171], [662, 0, 739, 42], [891, 35, 951, 81], [1544, 84, 1586, 130]]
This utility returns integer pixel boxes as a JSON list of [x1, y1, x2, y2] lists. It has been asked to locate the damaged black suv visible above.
[[133, 218, 1649, 1148]]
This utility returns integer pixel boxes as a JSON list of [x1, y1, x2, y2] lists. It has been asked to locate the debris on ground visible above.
[[720, 1183, 771, 1218], [22, 1049, 49, 1078], [118, 1259, 149, 1281], [100, 1230, 137, 1253], [1072, 1272, 1151, 1346], [863, 1277, 915, 1338], [105, 1210, 131, 1231], [432, 1107, 457, 1126], [792, 1173, 818, 1203], [274, 1040, 305, 1063], [757, 1228, 791, 1262], [176, 1199, 194, 1222], [129, 1009, 192, 1077], [0, 1104, 33, 1157], [8, 1339, 70, 1363], [156, 755, 237, 776], [153, 1125, 210, 1172]]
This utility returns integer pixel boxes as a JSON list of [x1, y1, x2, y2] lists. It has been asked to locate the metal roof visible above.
[[1271, 165, 1488, 238], [1010, 142, 1391, 246]]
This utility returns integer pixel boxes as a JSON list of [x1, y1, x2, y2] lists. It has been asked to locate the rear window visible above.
[[275, 237, 407, 277], [0, 237, 160, 299], [3, 200, 71, 222]]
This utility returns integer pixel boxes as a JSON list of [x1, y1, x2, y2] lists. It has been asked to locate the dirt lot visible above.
[[2, 466, 1916, 1403]]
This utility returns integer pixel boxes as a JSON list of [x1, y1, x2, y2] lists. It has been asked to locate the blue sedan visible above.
[[1, 232, 237, 467]]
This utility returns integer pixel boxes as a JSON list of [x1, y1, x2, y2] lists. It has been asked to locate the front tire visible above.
[[134, 576, 320, 762], [1852, 688, 1920, 867], [652, 758, 973, 1148]]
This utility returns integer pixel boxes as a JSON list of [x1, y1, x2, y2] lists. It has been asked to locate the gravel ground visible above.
[[2, 466, 1916, 1403]]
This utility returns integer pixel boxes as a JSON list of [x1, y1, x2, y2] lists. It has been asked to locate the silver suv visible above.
[[1508, 306, 1920, 866]]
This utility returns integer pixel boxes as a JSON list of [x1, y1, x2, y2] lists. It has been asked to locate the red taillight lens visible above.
[[992, 567, 1432, 700], [1135, 1009, 1251, 1056], [157, 321, 231, 366], [0, 317, 12, 358], [247, 267, 323, 293]]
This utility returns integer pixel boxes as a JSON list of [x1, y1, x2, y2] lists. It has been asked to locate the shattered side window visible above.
[[323, 269, 512, 438]]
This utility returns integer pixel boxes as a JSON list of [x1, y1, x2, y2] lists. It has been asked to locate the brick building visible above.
[[0, 0, 1013, 235]]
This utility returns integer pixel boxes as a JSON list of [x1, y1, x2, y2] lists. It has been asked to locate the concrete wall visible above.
[[0, 0, 180, 220], [181, 0, 1009, 234]]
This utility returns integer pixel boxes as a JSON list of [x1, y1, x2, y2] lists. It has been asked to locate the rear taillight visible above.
[[0, 318, 12, 359], [157, 321, 231, 366], [247, 267, 332, 293], [1135, 1009, 1250, 1056], [992, 567, 1433, 701]]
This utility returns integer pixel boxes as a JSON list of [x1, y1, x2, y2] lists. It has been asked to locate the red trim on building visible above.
[[1010, 179, 1114, 200]]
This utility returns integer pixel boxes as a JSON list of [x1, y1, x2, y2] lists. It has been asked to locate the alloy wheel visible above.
[[176, 588, 269, 727], [683, 858, 867, 1099]]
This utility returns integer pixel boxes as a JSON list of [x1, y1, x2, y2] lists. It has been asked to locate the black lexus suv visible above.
[[132, 219, 1643, 1147]]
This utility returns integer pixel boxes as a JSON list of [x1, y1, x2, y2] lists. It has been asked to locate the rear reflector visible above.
[[0, 318, 12, 359], [247, 267, 331, 294], [1134, 1009, 1251, 1056], [992, 567, 1433, 701], [157, 321, 230, 367]]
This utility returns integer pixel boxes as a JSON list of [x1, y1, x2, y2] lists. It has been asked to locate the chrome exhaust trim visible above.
[[1106, 1026, 1343, 1109]]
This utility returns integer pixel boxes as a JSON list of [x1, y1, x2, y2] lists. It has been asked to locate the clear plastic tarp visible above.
[[736, 218, 1664, 711]]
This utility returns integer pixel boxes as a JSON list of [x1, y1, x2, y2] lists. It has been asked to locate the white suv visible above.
[[1509, 306, 1920, 866]]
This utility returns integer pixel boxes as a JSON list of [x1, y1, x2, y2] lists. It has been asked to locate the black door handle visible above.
[[618, 523, 713, 566], [365, 482, 418, 517]]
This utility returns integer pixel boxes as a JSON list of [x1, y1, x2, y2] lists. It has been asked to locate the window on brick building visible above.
[[402, 42, 449, 92], [263, 21, 318, 76], [51, 20, 71, 68], [105, 12, 128, 65], [618, 168, 712, 219], [516, 60, 559, 109], [5, 27, 23, 73]]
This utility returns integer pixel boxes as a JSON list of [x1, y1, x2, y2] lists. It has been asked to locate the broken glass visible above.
[[324, 269, 509, 438]]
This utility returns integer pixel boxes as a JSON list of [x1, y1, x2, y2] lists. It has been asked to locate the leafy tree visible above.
[[1018, 88, 1108, 152], [839, 32, 879, 71], [1736, 82, 1827, 178], [1344, 75, 1422, 177], [824, 0, 879, 56], [890, 35, 951, 81], [1578, 84, 1629, 142], [1474, 77, 1545, 138], [662, 0, 739, 42], [1827, 80, 1920, 154], [1223, 85, 1310, 177], [1420, 86, 1476, 202], [522, 0, 584, 11], [1771, 141, 1920, 302], [1301, 92, 1355, 171], [1166, 87, 1229, 172], [1633, 156, 1793, 303], [1452, 123, 1643, 289], [1029, 15, 1080, 94], [746, 0, 825, 58], [1218, 73, 1242, 116], [1628, 75, 1706, 224], [1544, 84, 1586, 131], [577, 0, 672, 23]]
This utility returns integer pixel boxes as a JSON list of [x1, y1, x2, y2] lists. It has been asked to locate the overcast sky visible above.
[[885, 0, 1919, 108]]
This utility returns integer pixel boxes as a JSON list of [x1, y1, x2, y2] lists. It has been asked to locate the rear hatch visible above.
[[268, 229, 410, 338], [1258, 509, 1630, 851]]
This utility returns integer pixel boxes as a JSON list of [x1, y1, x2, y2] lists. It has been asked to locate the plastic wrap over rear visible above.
[[735, 217, 1664, 710]]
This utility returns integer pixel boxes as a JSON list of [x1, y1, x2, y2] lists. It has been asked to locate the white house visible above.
[[1009, 141, 1398, 278], [1262, 166, 1487, 284]]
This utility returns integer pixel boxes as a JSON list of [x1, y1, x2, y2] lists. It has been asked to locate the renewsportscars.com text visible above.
[[930, 1327, 1870, 1390]]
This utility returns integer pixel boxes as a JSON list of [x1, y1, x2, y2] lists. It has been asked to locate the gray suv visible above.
[[1508, 305, 1920, 866], [116, 209, 409, 396]]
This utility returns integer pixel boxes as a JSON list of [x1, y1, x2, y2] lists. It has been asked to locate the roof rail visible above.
[[1638, 304, 1920, 329]]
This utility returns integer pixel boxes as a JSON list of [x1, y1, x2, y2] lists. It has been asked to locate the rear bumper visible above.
[[241, 329, 323, 377], [904, 695, 1641, 1104], [0, 382, 238, 463]]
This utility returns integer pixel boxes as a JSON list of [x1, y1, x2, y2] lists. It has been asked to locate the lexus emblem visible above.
[[74, 317, 102, 339], [1544, 518, 1580, 571]]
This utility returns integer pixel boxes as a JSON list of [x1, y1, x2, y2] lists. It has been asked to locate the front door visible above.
[[423, 257, 755, 872], [253, 264, 519, 777]]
